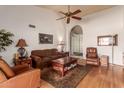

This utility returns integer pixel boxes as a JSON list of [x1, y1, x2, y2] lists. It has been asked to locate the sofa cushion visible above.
[[0, 70, 7, 83], [31, 49, 58, 57], [50, 49, 58, 54], [31, 50, 45, 57], [0, 59, 15, 78], [42, 57, 51, 62], [45, 50, 51, 56], [48, 55, 60, 60]]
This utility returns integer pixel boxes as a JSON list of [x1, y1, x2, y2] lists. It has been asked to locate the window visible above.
[[97, 35, 118, 46]]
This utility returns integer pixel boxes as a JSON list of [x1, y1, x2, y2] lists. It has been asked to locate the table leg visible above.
[[61, 67, 64, 77]]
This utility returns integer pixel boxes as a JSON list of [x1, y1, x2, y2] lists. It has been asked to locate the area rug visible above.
[[41, 65, 92, 88]]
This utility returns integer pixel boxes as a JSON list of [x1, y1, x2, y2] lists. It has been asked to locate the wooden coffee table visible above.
[[52, 57, 78, 77]]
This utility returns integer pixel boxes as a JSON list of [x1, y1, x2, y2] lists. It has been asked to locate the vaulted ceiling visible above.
[[38, 5, 115, 17]]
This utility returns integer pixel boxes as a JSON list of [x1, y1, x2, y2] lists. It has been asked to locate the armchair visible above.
[[0, 58, 41, 88], [86, 47, 100, 66]]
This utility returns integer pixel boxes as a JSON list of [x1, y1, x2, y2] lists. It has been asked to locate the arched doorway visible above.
[[70, 25, 83, 56]]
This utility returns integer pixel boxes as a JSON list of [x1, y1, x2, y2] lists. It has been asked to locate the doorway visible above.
[[70, 25, 83, 57]]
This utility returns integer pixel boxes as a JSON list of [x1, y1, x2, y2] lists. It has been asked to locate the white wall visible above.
[[0, 5, 66, 66], [66, 6, 124, 66]]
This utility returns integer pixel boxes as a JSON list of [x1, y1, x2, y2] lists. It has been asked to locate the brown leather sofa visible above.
[[31, 48, 68, 69], [0, 58, 41, 88]]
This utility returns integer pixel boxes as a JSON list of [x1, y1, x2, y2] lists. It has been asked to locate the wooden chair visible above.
[[86, 47, 100, 66]]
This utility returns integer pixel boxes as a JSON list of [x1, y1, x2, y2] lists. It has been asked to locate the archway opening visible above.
[[70, 25, 83, 56]]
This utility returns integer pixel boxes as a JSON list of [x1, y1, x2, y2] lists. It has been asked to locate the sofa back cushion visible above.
[[0, 70, 7, 83], [0, 58, 15, 78], [31, 48, 58, 57], [50, 49, 58, 54], [31, 50, 45, 57], [44, 50, 51, 56]]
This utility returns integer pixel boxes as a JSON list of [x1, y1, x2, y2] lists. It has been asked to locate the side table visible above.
[[100, 55, 109, 67], [14, 57, 32, 67], [77, 58, 86, 66]]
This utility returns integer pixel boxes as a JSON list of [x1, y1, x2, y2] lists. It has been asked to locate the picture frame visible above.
[[39, 33, 53, 44], [97, 34, 118, 46]]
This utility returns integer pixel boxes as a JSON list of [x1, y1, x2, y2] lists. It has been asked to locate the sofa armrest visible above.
[[11, 64, 31, 74], [31, 55, 42, 61], [0, 69, 41, 88], [31, 55, 44, 68]]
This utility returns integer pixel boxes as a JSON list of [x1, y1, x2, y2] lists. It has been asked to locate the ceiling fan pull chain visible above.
[[68, 5, 70, 13]]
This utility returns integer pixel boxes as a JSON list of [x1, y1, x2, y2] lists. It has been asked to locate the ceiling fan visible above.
[[56, 5, 82, 24]]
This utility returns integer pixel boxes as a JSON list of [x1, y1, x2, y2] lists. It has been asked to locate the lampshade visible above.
[[57, 41, 65, 52], [16, 39, 27, 47], [58, 41, 65, 45]]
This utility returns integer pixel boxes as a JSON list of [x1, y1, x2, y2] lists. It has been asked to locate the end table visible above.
[[14, 57, 32, 67], [100, 55, 109, 67], [77, 58, 86, 66]]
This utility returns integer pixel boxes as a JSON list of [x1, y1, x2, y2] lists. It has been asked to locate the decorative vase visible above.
[[17, 47, 28, 59]]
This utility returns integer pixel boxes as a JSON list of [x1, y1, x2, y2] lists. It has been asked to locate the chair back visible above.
[[86, 47, 98, 58]]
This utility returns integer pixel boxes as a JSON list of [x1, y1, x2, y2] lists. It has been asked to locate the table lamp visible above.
[[16, 39, 28, 59], [58, 41, 65, 52]]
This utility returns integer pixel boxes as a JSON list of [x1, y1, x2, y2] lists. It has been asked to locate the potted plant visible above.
[[0, 29, 14, 58]]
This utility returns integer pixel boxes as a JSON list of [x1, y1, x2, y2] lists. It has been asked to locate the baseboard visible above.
[[109, 63, 124, 68]]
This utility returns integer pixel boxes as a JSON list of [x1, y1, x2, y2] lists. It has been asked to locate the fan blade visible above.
[[56, 16, 66, 20], [67, 17, 70, 24], [72, 16, 82, 20], [71, 9, 81, 15], [59, 11, 67, 16]]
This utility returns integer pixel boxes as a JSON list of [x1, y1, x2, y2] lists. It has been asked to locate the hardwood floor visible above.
[[77, 64, 124, 88], [40, 64, 124, 88]]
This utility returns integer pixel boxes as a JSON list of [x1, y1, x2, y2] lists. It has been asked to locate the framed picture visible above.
[[39, 33, 53, 44], [97, 34, 118, 46]]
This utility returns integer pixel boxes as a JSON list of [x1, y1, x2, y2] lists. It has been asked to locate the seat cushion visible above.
[[86, 58, 99, 66], [86, 61, 99, 65], [86, 58, 99, 62], [48, 55, 60, 60], [0, 58, 15, 78], [42, 57, 51, 62], [0, 70, 7, 83]]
